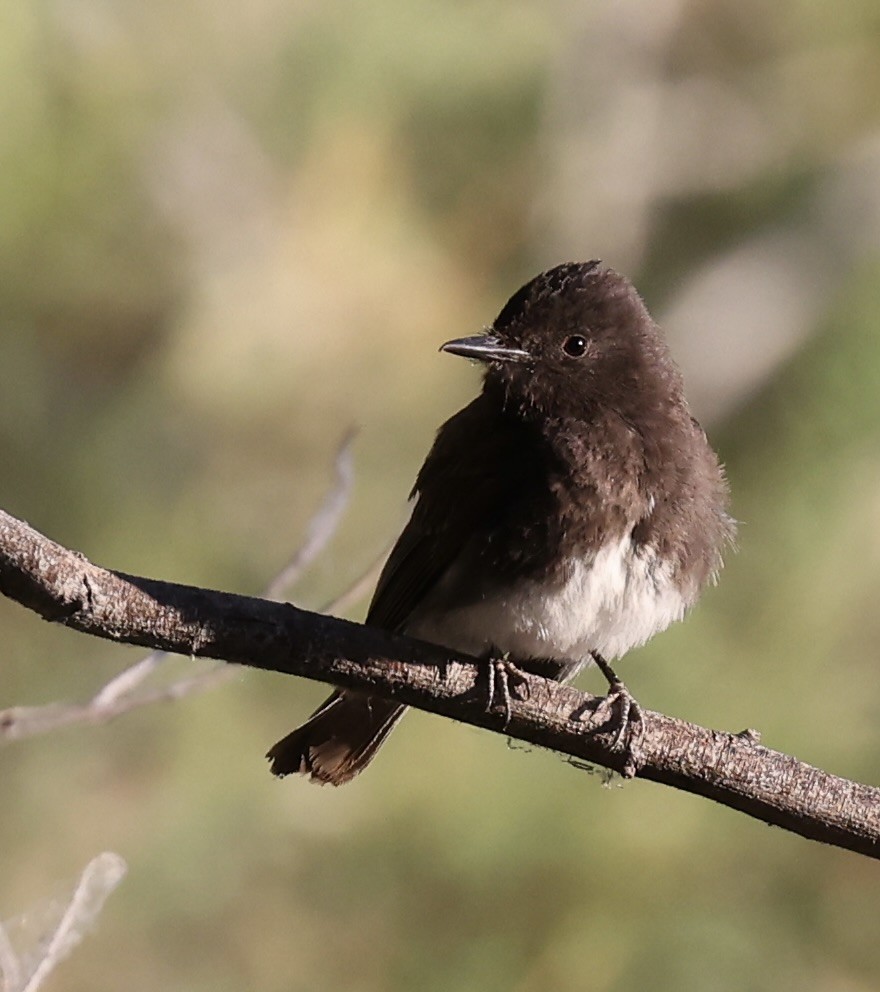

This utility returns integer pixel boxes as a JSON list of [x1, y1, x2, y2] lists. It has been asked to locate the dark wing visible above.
[[365, 392, 533, 631]]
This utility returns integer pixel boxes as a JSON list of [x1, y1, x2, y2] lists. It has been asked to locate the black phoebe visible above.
[[267, 261, 734, 785]]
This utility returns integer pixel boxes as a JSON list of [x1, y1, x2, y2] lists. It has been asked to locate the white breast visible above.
[[407, 533, 690, 674]]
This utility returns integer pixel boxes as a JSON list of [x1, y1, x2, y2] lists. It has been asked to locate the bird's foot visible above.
[[486, 656, 528, 729], [588, 653, 645, 778]]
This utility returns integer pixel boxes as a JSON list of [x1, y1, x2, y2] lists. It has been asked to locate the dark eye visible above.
[[562, 335, 587, 358]]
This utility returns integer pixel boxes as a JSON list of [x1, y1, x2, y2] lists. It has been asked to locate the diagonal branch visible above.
[[1, 506, 878, 859], [264, 429, 357, 601], [0, 432, 361, 740]]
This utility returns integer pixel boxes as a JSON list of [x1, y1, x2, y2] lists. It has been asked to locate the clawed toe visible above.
[[587, 653, 645, 777], [486, 657, 528, 729]]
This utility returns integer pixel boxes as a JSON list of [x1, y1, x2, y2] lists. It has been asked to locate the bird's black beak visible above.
[[440, 334, 530, 364]]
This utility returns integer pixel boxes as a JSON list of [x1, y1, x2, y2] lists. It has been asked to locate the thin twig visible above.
[[0, 432, 358, 740], [0, 667, 235, 741], [91, 650, 166, 708], [0, 918, 21, 992], [265, 429, 356, 601], [21, 853, 126, 992], [319, 541, 390, 615]]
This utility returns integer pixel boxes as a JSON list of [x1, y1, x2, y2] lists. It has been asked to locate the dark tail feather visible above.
[[266, 691, 406, 786]]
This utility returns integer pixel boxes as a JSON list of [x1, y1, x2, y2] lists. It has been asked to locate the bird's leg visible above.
[[486, 654, 528, 730], [588, 652, 644, 777]]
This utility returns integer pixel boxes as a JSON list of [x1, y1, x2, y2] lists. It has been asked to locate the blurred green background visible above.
[[2, 0, 880, 989]]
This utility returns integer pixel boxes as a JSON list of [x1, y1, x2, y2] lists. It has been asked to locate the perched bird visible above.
[[267, 261, 734, 785]]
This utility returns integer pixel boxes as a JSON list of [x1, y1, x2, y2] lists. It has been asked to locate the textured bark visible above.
[[1, 507, 878, 858]]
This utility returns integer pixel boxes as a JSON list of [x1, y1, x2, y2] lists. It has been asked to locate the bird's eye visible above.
[[562, 335, 588, 358]]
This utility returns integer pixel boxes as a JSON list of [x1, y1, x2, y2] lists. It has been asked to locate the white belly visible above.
[[407, 533, 690, 671]]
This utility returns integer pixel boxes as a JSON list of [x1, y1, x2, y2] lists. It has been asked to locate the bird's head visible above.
[[441, 261, 681, 420]]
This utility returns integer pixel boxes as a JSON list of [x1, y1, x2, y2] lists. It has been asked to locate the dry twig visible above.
[[0, 433, 359, 740], [0, 853, 127, 992]]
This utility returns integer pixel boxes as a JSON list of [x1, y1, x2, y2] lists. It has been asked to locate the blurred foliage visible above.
[[2, 0, 880, 990]]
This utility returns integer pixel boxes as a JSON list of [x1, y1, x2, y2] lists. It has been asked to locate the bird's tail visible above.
[[266, 690, 406, 786]]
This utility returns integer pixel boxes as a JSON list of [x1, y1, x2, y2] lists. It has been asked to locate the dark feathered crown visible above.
[[494, 261, 602, 332]]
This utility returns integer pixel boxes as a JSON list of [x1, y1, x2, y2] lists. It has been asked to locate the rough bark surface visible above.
[[1, 507, 878, 858]]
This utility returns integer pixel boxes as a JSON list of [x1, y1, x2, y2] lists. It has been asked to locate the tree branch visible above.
[[263, 429, 356, 601], [0, 432, 365, 740], [0, 851, 127, 992], [1, 507, 878, 859]]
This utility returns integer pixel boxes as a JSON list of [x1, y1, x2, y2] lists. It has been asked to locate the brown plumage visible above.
[[267, 261, 734, 785]]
